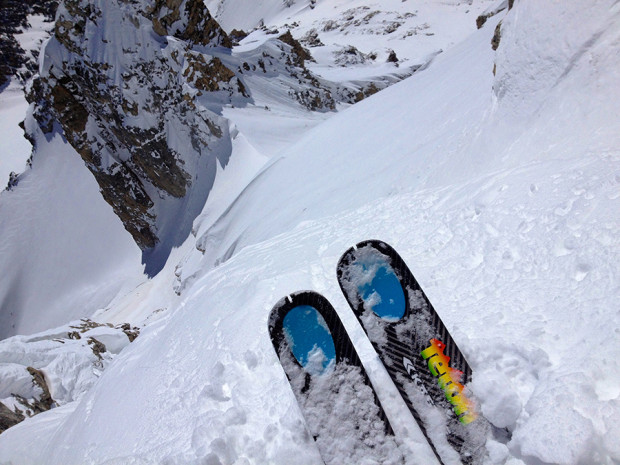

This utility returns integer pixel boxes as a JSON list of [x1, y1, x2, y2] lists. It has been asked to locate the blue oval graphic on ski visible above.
[[358, 263, 406, 320], [283, 305, 336, 375]]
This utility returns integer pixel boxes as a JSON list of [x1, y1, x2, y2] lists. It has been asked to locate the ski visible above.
[[337, 240, 490, 465], [268, 290, 406, 465]]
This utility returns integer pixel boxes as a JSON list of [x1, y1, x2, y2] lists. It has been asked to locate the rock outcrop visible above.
[[0, 318, 141, 434], [0, 0, 58, 86], [27, 0, 245, 255]]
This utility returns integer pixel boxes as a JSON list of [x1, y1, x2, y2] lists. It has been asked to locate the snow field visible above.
[[184, 10, 502, 280], [0, 0, 619, 464], [207, 0, 499, 70], [0, 119, 144, 338]]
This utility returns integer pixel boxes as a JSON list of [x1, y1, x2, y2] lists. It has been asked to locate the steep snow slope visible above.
[[183, 14, 501, 279], [1, 1, 619, 464], [0, 117, 144, 339], [0, 0, 497, 340]]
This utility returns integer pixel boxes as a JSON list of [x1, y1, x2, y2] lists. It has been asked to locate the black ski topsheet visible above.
[[268, 291, 406, 465], [337, 240, 489, 465]]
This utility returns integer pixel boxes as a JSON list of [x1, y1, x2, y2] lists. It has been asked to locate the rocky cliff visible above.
[[27, 0, 244, 265], [24, 0, 353, 272]]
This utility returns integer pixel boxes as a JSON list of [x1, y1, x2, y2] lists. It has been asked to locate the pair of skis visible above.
[[268, 240, 490, 465]]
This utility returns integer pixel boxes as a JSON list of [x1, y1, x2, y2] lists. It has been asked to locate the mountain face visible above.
[[0, 0, 58, 87], [27, 0, 240, 257], [1, 0, 417, 340], [24, 0, 378, 272]]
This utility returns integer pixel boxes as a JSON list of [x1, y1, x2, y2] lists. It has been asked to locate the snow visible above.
[[0, 116, 144, 338], [219, 32, 335, 157], [190, 12, 500, 272], [14, 15, 52, 58], [206, 0, 496, 68], [281, 347, 407, 464], [0, 14, 55, 187], [0, 319, 136, 410], [0, 85, 30, 187], [0, 0, 619, 464]]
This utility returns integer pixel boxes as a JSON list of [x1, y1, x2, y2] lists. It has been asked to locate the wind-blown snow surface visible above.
[[1, 1, 620, 464], [0, 117, 144, 338]]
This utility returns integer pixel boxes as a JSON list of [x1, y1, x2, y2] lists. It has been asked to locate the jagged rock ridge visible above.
[[0, 0, 58, 86], [28, 0, 244, 254], [22, 0, 415, 271]]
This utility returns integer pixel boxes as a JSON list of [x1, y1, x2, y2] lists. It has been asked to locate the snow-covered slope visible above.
[[0, 0, 492, 339], [0, 85, 30, 187], [0, 115, 144, 339], [0, 0, 619, 464]]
